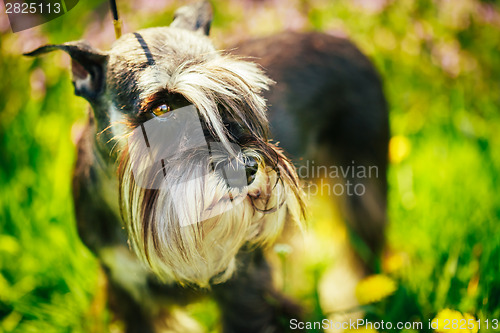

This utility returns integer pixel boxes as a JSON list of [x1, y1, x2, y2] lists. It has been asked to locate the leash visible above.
[[109, 0, 122, 39], [109, 0, 152, 63]]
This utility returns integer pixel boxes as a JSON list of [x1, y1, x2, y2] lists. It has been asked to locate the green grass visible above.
[[1, 0, 499, 331]]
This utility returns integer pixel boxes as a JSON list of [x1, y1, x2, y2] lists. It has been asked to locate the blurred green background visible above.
[[1, 0, 499, 332]]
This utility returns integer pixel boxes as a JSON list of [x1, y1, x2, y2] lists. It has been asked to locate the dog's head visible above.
[[26, 1, 304, 287]]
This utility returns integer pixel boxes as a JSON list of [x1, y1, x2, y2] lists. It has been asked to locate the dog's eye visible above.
[[152, 104, 171, 117]]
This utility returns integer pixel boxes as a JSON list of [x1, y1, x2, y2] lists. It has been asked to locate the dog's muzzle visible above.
[[124, 104, 265, 229], [127, 104, 259, 190]]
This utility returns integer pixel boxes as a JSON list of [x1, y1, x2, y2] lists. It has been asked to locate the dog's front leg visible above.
[[213, 249, 303, 333]]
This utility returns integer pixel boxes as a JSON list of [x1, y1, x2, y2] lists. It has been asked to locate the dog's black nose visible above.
[[245, 156, 258, 185], [217, 155, 259, 188]]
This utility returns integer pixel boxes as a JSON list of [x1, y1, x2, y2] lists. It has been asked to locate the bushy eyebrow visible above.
[[140, 89, 170, 113]]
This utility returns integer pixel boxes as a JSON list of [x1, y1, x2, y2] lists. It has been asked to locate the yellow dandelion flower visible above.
[[432, 309, 478, 333], [355, 274, 397, 305], [389, 135, 411, 164]]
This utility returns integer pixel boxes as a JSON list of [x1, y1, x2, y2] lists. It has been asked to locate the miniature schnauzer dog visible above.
[[26, 1, 388, 332]]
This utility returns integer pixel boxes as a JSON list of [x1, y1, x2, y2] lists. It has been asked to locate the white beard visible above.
[[119, 144, 303, 287]]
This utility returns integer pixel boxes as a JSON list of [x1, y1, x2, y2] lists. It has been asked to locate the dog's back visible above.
[[235, 31, 389, 266]]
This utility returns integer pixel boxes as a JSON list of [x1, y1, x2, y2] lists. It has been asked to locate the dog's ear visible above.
[[24, 41, 108, 102], [170, 1, 213, 35]]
